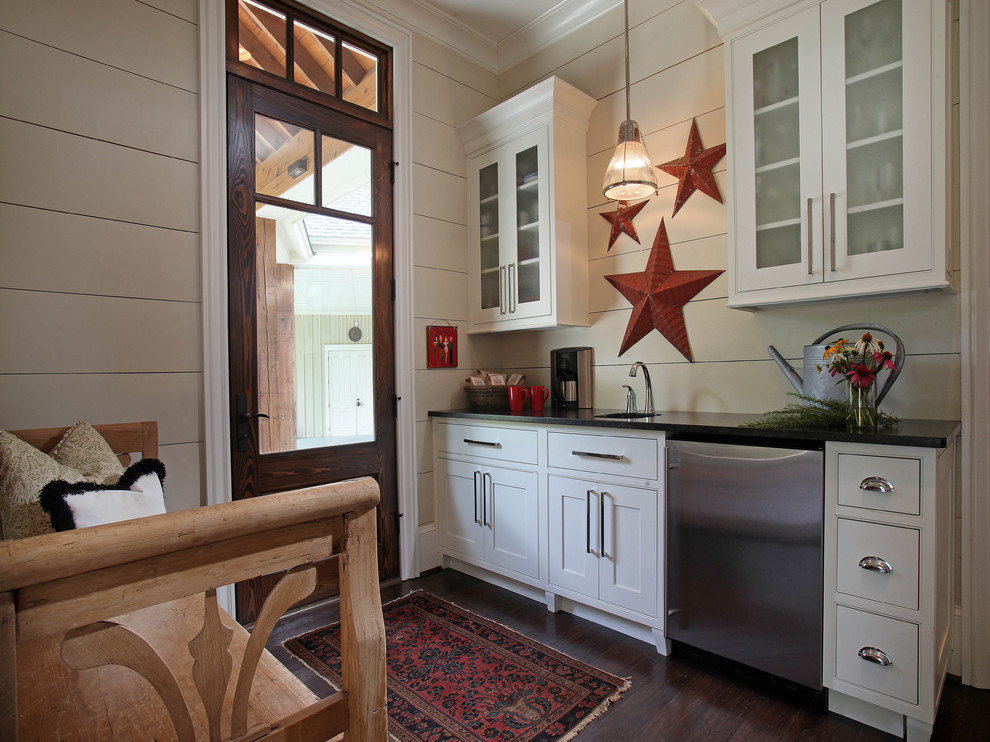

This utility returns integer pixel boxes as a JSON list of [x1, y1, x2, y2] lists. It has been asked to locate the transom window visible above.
[[232, 0, 385, 117]]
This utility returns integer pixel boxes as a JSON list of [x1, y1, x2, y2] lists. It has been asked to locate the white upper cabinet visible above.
[[699, 0, 951, 308], [458, 77, 596, 332]]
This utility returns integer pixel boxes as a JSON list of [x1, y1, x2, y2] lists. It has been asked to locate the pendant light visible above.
[[602, 0, 659, 201]]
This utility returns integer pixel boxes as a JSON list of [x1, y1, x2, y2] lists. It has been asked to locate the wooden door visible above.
[[227, 76, 397, 622]]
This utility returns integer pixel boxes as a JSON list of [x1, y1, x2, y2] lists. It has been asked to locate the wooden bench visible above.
[[0, 422, 386, 741]]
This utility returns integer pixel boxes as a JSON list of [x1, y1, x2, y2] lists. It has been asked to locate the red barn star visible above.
[[657, 118, 726, 217], [599, 199, 649, 250], [605, 218, 723, 360]]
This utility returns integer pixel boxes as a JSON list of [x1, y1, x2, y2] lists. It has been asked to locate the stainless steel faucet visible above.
[[628, 361, 654, 415]]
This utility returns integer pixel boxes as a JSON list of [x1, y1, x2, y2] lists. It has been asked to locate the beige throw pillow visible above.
[[51, 420, 125, 484], [0, 431, 87, 540]]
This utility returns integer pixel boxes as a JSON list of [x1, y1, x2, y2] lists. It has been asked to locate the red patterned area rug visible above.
[[283, 590, 630, 741]]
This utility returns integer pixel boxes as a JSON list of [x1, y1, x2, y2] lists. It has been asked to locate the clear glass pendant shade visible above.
[[602, 120, 659, 201]]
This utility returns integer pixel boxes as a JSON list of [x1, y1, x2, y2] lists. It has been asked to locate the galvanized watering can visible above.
[[767, 324, 905, 405]]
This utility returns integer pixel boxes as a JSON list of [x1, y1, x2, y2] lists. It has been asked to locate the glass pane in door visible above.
[[515, 146, 540, 304], [255, 114, 315, 204], [254, 203, 374, 453], [322, 136, 372, 215], [752, 38, 802, 269], [479, 162, 500, 310], [844, 0, 904, 256]]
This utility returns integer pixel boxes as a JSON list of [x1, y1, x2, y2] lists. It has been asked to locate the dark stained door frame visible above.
[[226, 75, 398, 622]]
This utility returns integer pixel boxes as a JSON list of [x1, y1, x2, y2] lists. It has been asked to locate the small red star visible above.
[[657, 118, 726, 217], [599, 199, 649, 251], [605, 218, 723, 360]]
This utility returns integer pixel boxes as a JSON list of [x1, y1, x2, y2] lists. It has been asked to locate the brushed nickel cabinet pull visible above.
[[858, 646, 893, 667], [859, 555, 894, 574], [860, 476, 894, 493], [473, 470, 481, 524], [807, 197, 814, 275], [586, 489, 594, 555], [571, 450, 624, 461], [829, 192, 837, 272], [464, 439, 502, 448]]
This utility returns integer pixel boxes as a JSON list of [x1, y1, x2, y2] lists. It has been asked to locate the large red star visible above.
[[599, 199, 649, 251], [605, 218, 723, 360], [657, 118, 726, 217]]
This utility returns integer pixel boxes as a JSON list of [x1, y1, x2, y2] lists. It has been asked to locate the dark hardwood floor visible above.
[[266, 569, 989, 742]]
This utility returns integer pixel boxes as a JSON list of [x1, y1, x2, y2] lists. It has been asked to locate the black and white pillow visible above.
[[40, 458, 167, 531]]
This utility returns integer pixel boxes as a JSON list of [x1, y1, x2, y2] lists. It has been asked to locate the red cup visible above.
[[508, 385, 529, 411], [529, 385, 550, 410]]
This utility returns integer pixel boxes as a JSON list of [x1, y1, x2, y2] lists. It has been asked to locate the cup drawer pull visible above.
[[858, 646, 893, 667], [860, 476, 894, 493], [572, 450, 625, 461], [859, 556, 894, 573], [464, 439, 501, 448]]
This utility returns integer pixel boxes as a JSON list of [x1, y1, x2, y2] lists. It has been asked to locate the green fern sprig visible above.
[[742, 393, 899, 429]]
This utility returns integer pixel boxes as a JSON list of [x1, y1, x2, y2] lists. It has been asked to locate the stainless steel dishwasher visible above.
[[666, 438, 824, 690]]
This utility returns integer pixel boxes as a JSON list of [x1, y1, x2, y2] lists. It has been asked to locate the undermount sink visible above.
[[594, 412, 662, 419]]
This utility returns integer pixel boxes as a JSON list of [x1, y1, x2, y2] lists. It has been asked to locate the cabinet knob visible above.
[[859, 555, 894, 574], [860, 476, 894, 493], [858, 646, 893, 667]]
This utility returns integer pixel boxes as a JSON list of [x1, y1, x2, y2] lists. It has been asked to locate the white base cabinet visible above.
[[824, 440, 956, 741], [548, 476, 659, 619], [433, 419, 667, 650], [436, 458, 540, 580]]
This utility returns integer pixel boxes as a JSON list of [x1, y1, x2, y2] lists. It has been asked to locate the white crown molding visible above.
[[364, 0, 616, 73], [498, 0, 618, 71]]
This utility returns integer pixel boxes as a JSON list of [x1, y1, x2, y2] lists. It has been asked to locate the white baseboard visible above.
[[417, 524, 441, 575]]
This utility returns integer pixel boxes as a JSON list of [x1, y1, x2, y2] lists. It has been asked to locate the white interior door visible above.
[[325, 345, 373, 438]]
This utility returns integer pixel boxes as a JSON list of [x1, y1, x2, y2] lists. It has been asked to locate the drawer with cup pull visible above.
[[548, 430, 660, 480], [436, 422, 538, 465], [836, 453, 921, 515], [835, 518, 920, 610], [834, 605, 919, 705]]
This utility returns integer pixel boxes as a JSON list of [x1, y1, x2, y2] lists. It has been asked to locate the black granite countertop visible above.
[[428, 408, 961, 449]]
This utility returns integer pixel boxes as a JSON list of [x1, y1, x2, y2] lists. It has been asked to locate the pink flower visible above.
[[874, 350, 896, 371], [848, 364, 877, 388]]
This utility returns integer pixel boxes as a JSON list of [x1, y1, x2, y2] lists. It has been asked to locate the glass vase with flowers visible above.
[[822, 332, 897, 429]]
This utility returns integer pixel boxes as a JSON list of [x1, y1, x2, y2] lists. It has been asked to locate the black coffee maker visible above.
[[551, 347, 594, 409]]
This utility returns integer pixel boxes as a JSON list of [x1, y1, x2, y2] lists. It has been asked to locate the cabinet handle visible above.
[[859, 555, 894, 574], [586, 489, 594, 555], [858, 646, 893, 667], [807, 197, 814, 275], [499, 265, 507, 315], [860, 476, 894, 493], [464, 438, 501, 448], [508, 263, 516, 313], [829, 192, 836, 272], [483, 472, 493, 527], [473, 470, 481, 525], [600, 491, 609, 560], [571, 450, 625, 461]]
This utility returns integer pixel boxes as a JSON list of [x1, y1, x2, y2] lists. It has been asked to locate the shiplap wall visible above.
[[410, 35, 500, 526], [0, 0, 204, 511], [295, 313, 371, 438], [495, 0, 961, 423], [410, 0, 962, 543]]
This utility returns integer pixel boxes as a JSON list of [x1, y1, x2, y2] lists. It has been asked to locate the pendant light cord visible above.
[[623, 0, 631, 122]]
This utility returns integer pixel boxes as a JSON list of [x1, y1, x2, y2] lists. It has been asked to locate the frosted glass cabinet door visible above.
[[731, 6, 824, 293], [467, 128, 551, 326], [821, 0, 934, 280]]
